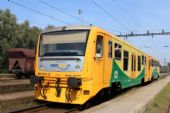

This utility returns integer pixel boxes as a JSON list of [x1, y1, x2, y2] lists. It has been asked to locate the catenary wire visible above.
[[8, 0, 70, 25], [92, 1, 131, 32], [39, 0, 91, 25]]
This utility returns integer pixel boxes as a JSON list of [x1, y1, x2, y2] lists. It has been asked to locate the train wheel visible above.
[[141, 78, 145, 85]]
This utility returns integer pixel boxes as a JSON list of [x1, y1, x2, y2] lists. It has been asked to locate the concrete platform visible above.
[[82, 75, 170, 113], [0, 79, 33, 93]]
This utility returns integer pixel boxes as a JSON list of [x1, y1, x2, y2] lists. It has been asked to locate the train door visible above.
[[95, 34, 104, 85], [148, 58, 152, 81], [145, 57, 152, 82], [144, 57, 148, 82], [103, 35, 112, 85], [131, 53, 136, 77]]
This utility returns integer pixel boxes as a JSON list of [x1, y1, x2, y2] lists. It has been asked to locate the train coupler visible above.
[[56, 78, 61, 97]]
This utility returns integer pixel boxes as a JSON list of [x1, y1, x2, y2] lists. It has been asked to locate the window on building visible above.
[[123, 51, 129, 71], [114, 43, 122, 60], [138, 56, 141, 71], [108, 41, 112, 58], [96, 35, 103, 58]]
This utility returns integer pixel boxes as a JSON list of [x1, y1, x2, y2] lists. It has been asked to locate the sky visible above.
[[0, 0, 170, 65]]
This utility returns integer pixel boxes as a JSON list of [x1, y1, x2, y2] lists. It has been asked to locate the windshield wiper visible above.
[[43, 52, 79, 56]]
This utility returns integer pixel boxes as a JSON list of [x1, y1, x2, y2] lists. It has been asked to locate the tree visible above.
[[0, 9, 41, 73], [0, 9, 18, 72]]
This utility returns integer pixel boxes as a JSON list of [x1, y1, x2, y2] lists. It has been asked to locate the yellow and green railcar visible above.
[[31, 26, 160, 105]]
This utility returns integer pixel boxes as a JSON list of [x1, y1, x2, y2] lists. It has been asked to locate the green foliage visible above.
[[0, 9, 41, 73]]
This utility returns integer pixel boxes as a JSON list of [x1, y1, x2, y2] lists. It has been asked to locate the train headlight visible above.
[[75, 65, 80, 70]]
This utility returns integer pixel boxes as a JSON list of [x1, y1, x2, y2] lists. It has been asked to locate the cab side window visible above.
[[96, 35, 103, 57], [115, 43, 122, 60]]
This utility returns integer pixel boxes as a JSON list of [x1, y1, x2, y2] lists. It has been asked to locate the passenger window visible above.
[[145, 57, 147, 64], [142, 55, 144, 65], [108, 41, 112, 58], [114, 43, 122, 60], [123, 51, 129, 71], [138, 56, 141, 71], [134, 55, 136, 71], [96, 35, 103, 58]]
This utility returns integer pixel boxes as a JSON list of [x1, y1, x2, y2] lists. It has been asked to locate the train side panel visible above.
[[109, 37, 145, 89], [33, 26, 160, 105]]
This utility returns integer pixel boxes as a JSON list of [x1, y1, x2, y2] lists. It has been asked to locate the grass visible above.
[[144, 83, 170, 113]]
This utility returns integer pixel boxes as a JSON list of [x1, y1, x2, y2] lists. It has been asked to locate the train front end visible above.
[[33, 26, 93, 105]]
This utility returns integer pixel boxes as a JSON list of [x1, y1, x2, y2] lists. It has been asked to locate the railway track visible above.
[[8, 103, 48, 113], [7, 103, 79, 113], [0, 74, 15, 81], [1, 73, 169, 113], [0, 79, 33, 93]]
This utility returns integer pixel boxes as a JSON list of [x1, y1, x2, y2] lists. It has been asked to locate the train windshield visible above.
[[39, 30, 89, 56]]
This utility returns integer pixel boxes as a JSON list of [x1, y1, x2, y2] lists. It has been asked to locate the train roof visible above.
[[42, 25, 92, 33], [41, 25, 159, 62]]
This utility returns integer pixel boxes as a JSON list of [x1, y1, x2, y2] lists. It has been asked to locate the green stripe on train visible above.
[[110, 60, 145, 89]]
